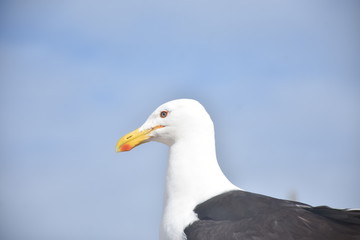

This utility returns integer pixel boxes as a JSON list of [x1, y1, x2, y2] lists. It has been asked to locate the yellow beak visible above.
[[116, 125, 165, 152]]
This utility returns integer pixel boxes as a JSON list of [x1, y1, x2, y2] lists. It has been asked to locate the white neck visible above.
[[160, 130, 239, 240]]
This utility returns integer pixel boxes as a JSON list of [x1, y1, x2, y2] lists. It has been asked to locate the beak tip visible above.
[[116, 127, 154, 153], [116, 144, 132, 152]]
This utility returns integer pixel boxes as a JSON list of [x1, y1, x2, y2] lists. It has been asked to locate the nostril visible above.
[[126, 135, 133, 139]]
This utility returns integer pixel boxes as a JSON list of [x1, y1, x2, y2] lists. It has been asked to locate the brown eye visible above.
[[160, 111, 168, 118]]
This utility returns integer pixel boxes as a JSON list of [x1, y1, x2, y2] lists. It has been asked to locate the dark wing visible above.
[[184, 190, 360, 240]]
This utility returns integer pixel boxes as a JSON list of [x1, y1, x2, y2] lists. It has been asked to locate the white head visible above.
[[116, 99, 239, 240], [116, 99, 214, 151]]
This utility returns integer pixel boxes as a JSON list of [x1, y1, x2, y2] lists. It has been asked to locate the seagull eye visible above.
[[160, 111, 168, 118]]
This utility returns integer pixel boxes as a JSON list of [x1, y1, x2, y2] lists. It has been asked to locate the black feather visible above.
[[184, 190, 360, 240]]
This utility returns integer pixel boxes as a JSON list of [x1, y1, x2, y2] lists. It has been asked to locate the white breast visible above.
[[159, 139, 239, 240]]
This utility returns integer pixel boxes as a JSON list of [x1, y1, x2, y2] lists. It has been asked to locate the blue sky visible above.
[[1, 1, 359, 239]]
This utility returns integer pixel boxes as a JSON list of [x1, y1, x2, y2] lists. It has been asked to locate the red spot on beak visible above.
[[120, 144, 132, 151]]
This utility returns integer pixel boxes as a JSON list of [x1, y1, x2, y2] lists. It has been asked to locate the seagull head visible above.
[[116, 99, 214, 152]]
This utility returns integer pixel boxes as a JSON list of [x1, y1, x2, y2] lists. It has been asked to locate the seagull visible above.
[[116, 99, 360, 240]]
